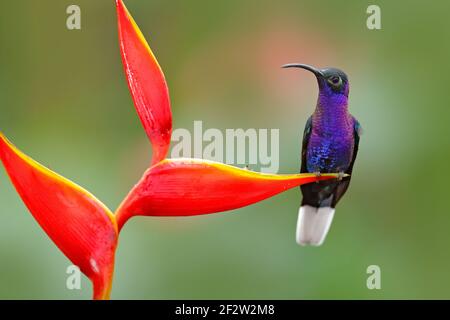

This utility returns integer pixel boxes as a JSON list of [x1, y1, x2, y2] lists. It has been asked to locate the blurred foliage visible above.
[[0, 0, 450, 299]]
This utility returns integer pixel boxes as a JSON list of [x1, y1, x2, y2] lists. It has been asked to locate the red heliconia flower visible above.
[[0, 0, 342, 300]]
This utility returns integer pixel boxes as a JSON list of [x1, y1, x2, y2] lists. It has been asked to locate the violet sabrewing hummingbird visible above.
[[282, 63, 361, 246]]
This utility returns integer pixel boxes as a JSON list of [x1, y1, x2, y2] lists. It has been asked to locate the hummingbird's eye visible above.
[[327, 76, 343, 89]]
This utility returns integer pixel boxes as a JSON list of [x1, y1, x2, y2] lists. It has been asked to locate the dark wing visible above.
[[300, 116, 312, 174], [330, 118, 361, 207], [346, 118, 361, 174]]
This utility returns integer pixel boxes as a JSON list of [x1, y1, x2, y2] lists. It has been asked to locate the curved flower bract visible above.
[[0, 133, 117, 300], [115, 158, 340, 229], [116, 0, 172, 165]]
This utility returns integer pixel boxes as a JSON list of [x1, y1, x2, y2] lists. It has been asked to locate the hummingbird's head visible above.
[[282, 63, 349, 98]]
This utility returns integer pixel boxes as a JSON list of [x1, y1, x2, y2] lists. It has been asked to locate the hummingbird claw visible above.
[[337, 171, 345, 181], [313, 171, 321, 183]]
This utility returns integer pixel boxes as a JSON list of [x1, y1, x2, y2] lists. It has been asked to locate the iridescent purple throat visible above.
[[306, 82, 355, 173]]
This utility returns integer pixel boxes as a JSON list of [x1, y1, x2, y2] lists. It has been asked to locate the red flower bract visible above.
[[116, 0, 172, 165], [0, 133, 117, 300], [116, 158, 339, 230]]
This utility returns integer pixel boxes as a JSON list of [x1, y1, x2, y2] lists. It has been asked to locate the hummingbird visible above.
[[282, 63, 361, 246]]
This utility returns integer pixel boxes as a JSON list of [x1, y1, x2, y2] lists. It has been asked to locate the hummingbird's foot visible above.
[[244, 165, 250, 170], [337, 171, 345, 181], [313, 171, 321, 183]]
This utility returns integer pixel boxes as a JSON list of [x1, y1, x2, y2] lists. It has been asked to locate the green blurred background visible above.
[[1, 0, 449, 299]]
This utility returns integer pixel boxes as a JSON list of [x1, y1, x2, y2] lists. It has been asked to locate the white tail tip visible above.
[[296, 205, 335, 246]]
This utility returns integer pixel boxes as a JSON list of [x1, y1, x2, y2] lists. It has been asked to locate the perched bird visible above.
[[283, 63, 361, 246]]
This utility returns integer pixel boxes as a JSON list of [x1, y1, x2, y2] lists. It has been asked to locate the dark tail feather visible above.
[[300, 177, 351, 208]]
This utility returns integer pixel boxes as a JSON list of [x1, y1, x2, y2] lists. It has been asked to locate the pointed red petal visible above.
[[116, 158, 340, 229], [116, 0, 172, 165], [0, 133, 118, 300]]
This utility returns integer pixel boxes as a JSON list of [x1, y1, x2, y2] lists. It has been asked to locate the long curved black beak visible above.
[[281, 63, 324, 78]]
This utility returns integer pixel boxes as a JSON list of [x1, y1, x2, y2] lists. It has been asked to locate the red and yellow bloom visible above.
[[0, 0, 341, 299]]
